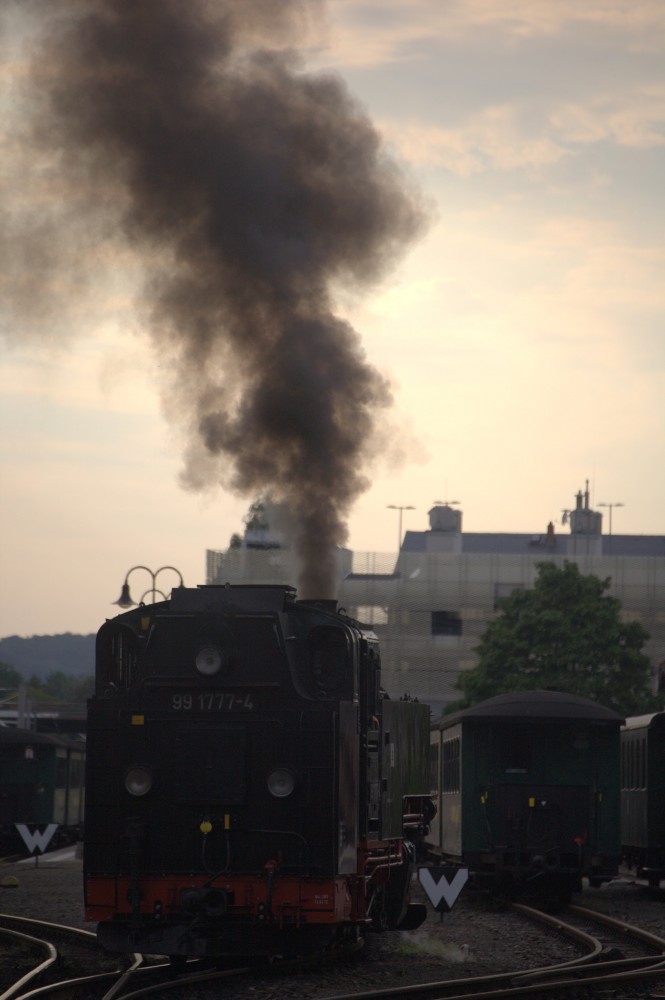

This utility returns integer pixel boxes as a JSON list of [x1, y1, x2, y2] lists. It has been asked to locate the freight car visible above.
[[427, 691, 623, 903], [0, 727, 85, 854], [621, 711, 665, 887], [83, 584, 432, 961]]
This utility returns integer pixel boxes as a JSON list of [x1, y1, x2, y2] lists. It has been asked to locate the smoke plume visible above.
[[4, 1, 426, 597]]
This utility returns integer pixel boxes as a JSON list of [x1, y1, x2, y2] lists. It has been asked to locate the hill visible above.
[[0, 634, 95, 680]]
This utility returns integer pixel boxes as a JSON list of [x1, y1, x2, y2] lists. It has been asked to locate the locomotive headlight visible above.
[[124, 765, 153, 796], [195, 645, 223, 676], [267, 768, 296, 798]]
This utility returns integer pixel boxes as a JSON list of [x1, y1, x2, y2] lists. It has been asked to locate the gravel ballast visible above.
[[1, 851, 663, 997]]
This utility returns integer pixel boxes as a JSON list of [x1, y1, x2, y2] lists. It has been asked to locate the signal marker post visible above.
[[418, 867, 468, 912], [15, 824, 59, 866]]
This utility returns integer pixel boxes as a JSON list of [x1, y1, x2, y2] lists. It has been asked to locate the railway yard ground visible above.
[[1, 849, 664, 999]]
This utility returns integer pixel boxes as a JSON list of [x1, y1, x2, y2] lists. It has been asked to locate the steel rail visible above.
[[0, 914, 142, 1000], [0, 926, 57, 1000], [569, 903, 665, 952]]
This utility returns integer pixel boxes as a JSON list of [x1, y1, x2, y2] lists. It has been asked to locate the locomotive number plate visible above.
[[169, 692, 255, 712]]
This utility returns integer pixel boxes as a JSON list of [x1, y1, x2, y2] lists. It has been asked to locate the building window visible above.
[[431, 611, 462, 636], [494, 582, 524, 611], [355, 605, 388, 626]]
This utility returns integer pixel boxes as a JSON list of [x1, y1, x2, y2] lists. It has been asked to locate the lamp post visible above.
[[387, 504, 415, 553], [598, 502, 625, 537], [112, 565, 184, 608]]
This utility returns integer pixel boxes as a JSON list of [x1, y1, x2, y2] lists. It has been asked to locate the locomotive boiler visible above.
[[83, 584, 431, 960]]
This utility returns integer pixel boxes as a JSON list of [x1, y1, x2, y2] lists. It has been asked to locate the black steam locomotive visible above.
[[83, 584, 432, 960]]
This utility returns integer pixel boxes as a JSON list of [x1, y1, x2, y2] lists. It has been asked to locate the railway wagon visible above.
[[0, 727, 85, 853], [83, 584, 432, 960], [427, 691, 623, 901], [621, 711, 665, 887]]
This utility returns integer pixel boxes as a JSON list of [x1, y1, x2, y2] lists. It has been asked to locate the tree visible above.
[[454, 560, 655, 716], [0, 661, 22, 690]]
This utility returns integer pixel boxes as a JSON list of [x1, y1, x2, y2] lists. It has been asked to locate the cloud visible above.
[[378, 106, 571, 174], [549, 87, 665, 148], [324, 0, 665, 67]]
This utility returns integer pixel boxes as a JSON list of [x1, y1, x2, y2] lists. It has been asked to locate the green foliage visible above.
[[0, 661, 22, 689], [455, 560, 655, 716], [41, 672, 94, 701], [0, 661, 93, 705]]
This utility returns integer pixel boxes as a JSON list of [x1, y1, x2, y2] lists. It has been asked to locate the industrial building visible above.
[[206, 488, 664, 716]]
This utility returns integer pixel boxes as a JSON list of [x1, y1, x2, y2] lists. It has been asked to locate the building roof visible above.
[[402, 531, 664, 557]]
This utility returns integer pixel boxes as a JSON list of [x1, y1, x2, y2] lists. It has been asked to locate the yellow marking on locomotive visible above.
[[131, 715, 145, 726], [528, 797, 535, 808], [200, 820, 213, 835], [224, 814, 231, 830]]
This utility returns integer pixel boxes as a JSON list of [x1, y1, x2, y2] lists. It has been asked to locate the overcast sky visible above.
[[1, 0, 663, 638]]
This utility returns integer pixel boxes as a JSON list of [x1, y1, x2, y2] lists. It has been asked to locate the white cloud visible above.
[[549, 87, 665, 148], [379, 106, 571, 175], [323, 0, 665, 67]]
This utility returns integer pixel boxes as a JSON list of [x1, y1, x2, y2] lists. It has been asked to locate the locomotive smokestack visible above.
[[5, 1, 426, 597]]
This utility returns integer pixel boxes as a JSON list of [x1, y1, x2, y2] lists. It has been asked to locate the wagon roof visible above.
[[0, 726, 85, 749], [436, 690, 623, 727], [622, 711, 665, 731]]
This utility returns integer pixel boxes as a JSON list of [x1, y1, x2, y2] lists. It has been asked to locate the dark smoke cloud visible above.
[[4, 0, 426, 597]]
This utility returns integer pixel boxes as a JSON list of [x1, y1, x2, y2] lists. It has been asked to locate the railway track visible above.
[[307, 902, 665, 1000], [0, 913, 255, 1000], [0, 913, 127, 999], [1, 893, 664, 1000]]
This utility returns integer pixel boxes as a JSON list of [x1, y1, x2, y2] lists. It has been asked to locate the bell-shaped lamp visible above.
[[113, 582, 137, 608]]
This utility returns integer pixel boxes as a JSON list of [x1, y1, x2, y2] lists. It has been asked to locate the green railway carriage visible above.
[[0, 728, 85, 852], [427, 691, 623, 901], [621, 711, 665, 887]]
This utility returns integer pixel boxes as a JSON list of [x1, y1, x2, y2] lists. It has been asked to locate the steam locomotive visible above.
[[83, 584, 432, 960]]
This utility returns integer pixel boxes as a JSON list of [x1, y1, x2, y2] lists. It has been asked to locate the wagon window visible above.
[[70, 754, 84, 791], [55, 751, 67, 790], [503, 730, 530, 772], [442, 736, 460, 792], [429, 742, 440, 796]]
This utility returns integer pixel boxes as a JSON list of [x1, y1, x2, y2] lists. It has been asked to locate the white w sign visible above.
[[15, 824, 59, 855], [418, 866, 469, 911]]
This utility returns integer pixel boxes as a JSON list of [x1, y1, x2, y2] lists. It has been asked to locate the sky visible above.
[[1, 0, 664, 638]]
